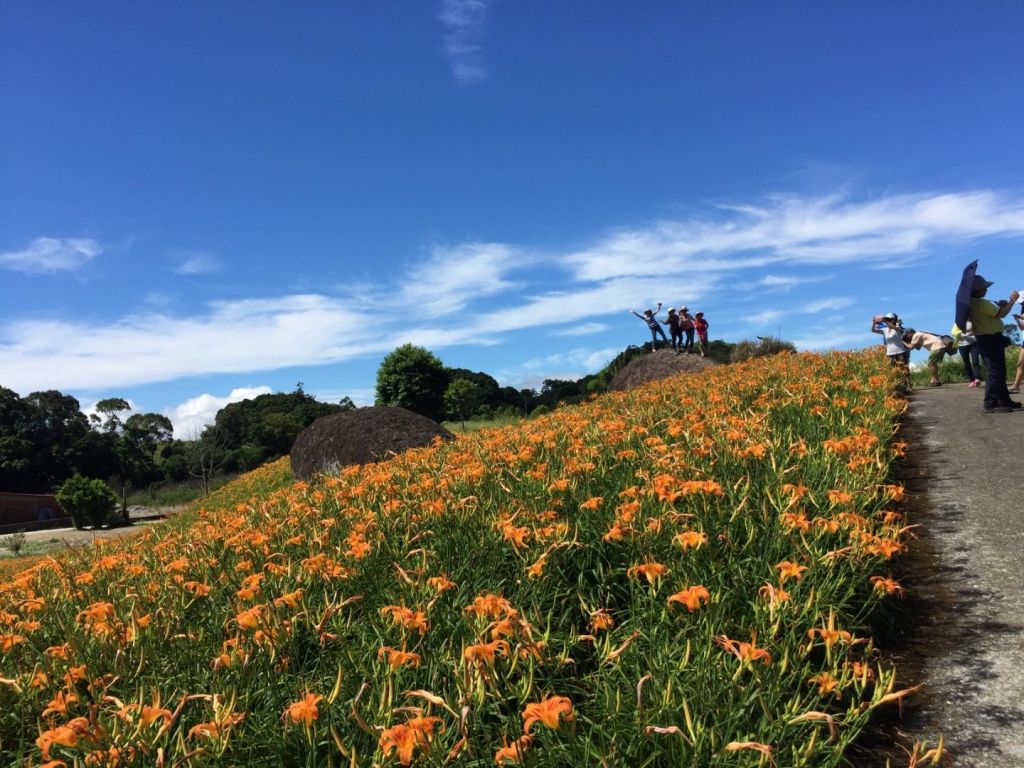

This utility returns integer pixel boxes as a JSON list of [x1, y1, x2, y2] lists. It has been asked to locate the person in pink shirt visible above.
[[693, 312, 709, 356]]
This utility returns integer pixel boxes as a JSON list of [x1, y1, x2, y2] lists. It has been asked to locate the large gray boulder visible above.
[[290, 406, 455, 480]]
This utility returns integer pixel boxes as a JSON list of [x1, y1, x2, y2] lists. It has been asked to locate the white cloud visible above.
[[563, 191, 1024, 282], [440, 0, 493, 84], [394, 243, 526, 318], [164, 386, 272, 438], [513, 346, 621, 379], [747, 310, 785, 325], [803, 296, 855, 314], [7, 188, 1024, 395], [0, 237, 99, 274], [174, 251, 222, 275], [760, 273, 832, 288], [550, 322, 612, 336]]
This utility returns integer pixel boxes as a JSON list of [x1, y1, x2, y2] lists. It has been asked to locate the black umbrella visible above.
[[955, 259, 978, 332]]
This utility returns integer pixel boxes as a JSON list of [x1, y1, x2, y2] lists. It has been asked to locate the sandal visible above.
[[1009, 388, 1021, 394], [927, 382, 942, 387]]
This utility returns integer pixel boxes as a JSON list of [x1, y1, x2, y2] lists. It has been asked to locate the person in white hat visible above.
[[871, 313, 910, 367], [968, 274, 1020, 412], [662, 307, 683, 353]]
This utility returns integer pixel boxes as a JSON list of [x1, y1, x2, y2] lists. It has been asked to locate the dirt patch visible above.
[[290, 406, 455, 481], [609, 349, 718, 391]]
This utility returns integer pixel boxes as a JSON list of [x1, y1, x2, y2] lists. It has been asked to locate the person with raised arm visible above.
[[630, 302, 668, 349]]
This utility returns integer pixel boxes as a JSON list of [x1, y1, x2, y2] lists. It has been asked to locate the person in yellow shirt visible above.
[[968, 274, 1020, 413]]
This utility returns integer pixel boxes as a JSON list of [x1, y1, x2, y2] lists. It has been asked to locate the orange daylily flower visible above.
[[627, 562, 667, 584], [775, 561, 808, 583], [667, 585, 711, 612], [379, 716, 444, 765], [870, 575, 904, 596], [673, 530, 708, 552], [284, 692, 322, 727], [522, 695, 574, 733], [716, 635, 772, 666], [579, 496, 604, 511], [494, 734, 532, 764], [378, 646, 422, 669], [809, 672, 842, 698], [380, 605, 430, 635], [463, 639, 509, 666], [589, 609, 614, 632]]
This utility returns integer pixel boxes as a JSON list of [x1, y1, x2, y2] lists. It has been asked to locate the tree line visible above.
[[2, 335, 787, 518]]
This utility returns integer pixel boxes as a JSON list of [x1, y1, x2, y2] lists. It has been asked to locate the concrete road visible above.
[[893, 383, 1024, 767]]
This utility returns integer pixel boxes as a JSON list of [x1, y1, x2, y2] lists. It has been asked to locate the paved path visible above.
[[895, 383, 1024, 767]]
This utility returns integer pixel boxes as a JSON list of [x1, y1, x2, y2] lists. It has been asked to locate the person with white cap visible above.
[[662, 307, 684, 353], [871, 313, 910, 366], [968, 274, 1020, 413]]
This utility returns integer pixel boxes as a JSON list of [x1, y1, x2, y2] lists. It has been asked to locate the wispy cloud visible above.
[[164, 387, 272, 438], [439, 0, 493, 84], [174, 251, 222, 275], [564, 191, 1024, 281], [760, 273, 833, 289], [5, 188, 1024, 394], [394, 243, 526, 318], [550, 322, 612, 336], [803, 296, 855, 313], [0, 237, 99, 274]]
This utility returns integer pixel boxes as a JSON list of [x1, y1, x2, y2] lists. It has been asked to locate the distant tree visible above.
[[729, 336, 796, 364], [338, 396, 357, 412], [22, 390, 92, 491], [444, 379, 483, 430], [375, 344, 450, 422], [206, 387, 345, 471], [186, 426, 230, 496], [91, 397, 131, 433], [56, 474, 117, 530]]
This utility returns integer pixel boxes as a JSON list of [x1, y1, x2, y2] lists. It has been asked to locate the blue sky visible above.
[[2, 1, 1023, 435]]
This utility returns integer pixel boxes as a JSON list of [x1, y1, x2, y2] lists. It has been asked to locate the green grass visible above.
[[125, 474, 240, 508], [909, 345, 1021, 387], [441, 413, 525, 433]]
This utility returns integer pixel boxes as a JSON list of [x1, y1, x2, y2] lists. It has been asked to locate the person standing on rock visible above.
[[679, 307, 696, 353], [663, 307, 683, 353], [693, 312, 709, 356], [631, 303, 668, 349], [968, 274, 1020, 413]]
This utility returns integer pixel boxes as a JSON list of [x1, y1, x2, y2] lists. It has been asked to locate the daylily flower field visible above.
[[1, 350, 919, 766]]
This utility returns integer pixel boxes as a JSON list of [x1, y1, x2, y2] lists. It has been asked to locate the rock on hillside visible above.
[[609, 349, 718, 392], [290, 407, 455, 481]]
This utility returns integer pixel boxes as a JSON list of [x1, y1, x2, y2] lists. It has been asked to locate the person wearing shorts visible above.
[[905, 329, 949, 387]]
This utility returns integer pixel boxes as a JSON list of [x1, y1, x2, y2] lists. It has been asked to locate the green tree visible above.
[[56, 474, 117, 530], [444, 379, 483, 430], [375, 344, 450, 422], [91, 397, 131, 433]]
